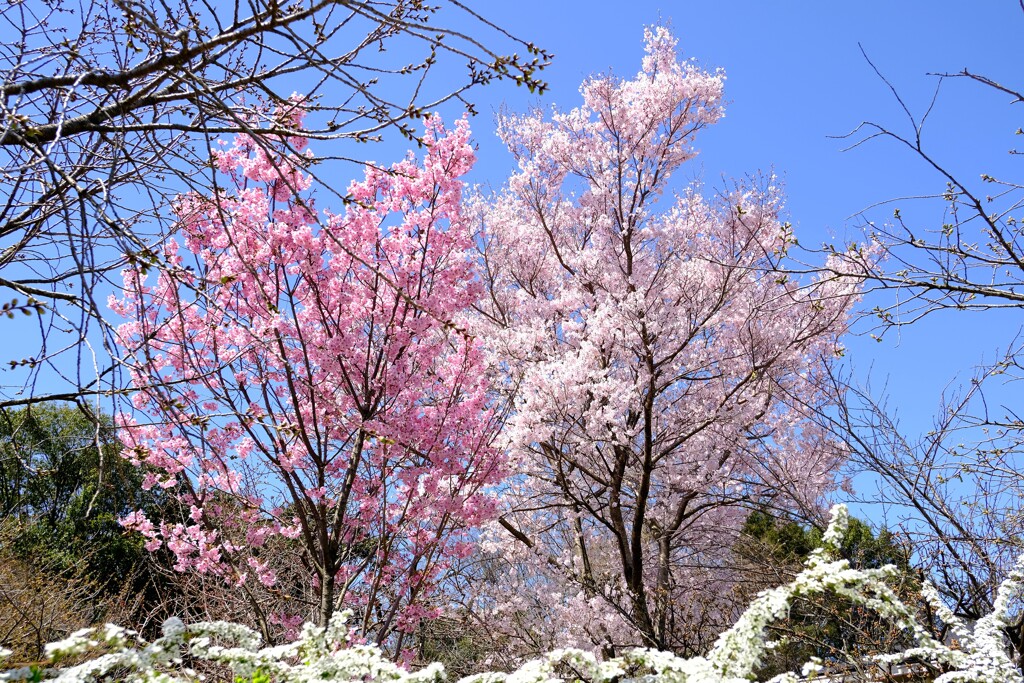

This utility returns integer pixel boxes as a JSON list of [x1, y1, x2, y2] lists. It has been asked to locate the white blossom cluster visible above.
[[0, 611, 444, 683], [3, 506, 1022, 683]]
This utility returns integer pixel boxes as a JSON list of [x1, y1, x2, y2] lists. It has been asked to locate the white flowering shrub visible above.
[[2, 506, 1021, 683]]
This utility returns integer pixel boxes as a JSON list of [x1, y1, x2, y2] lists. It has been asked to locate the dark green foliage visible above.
[[0, 404, 181, 657], [0, 404, 165, 591], [740, 509, 920, 679], [742, 509, 912, 572]]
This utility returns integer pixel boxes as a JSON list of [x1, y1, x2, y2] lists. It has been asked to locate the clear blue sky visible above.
[[433, 1, 1022, 446]]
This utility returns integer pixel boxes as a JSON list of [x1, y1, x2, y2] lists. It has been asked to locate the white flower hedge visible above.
[[2, 506, 1021, 683]]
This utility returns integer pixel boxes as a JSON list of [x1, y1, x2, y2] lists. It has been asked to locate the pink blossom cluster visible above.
[[113, 113, 503, 642]]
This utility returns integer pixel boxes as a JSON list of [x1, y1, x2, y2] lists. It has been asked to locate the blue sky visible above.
[[433, 1, 1022, 445]]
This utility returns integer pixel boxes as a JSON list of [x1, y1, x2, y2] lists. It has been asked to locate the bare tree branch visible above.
[[0, 0, 551, 412]]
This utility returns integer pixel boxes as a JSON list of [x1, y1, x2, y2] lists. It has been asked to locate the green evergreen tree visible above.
[[739, 509, 921, 678], [0, 404, 167, 591]]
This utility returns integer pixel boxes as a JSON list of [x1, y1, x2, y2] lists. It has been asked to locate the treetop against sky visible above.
[[430, 2, 1021, 443]]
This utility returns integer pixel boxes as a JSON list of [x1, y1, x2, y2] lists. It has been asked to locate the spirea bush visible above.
[[2, 506, 1021, 683]]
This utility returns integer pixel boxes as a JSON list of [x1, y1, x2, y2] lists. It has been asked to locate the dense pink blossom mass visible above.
[[469, 27, 862, 657], [112, 111, 502, 647]]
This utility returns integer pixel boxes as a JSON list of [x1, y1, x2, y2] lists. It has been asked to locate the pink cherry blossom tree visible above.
[[470, 27, 863, 658], [112, 113, 502, 651]]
